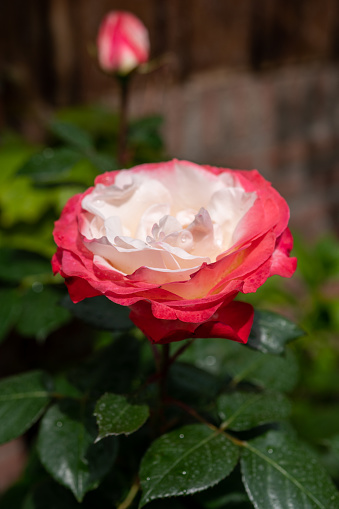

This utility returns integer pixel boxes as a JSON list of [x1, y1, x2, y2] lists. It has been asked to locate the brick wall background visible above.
[[1, 0, 339, 238]]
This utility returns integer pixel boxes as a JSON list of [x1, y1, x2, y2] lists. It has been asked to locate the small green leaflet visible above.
[[94, 393, 149, 441]]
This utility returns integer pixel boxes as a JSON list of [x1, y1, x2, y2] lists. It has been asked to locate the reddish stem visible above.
[[117, 75, 130, 166]]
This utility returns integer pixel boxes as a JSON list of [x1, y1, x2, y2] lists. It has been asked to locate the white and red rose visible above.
[[97, 11, 150, 75], [52, 160, 296, 344]]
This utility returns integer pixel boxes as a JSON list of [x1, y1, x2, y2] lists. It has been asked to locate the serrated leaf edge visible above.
[[140, 427, 239, 507]]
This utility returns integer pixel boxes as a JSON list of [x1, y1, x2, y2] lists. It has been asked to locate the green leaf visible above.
[[241, 431, 339, 509], [94, 393, 149, 441], [217, 391, 291, 431], [50, 121, 94, 151], [17, 287, 71, 341], [247, 310, 304, 354], [86, 151, 117, 173], [37, 400, 118, 502], [0, 248, 51, 283], [0, 370, 51, 444], [220, 343, 298, 392], [17, 147, 83, 183], [62, 295, 133, 331], [139, 424, 239, 507], [179, 339, 299, 393], [0, 288, 21, 342], [168, 362, 220, 406]]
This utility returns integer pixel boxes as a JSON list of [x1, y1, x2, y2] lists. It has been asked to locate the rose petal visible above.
[[129, 300, 254, 344]]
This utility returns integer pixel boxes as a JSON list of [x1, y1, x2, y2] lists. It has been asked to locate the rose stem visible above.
[[168, 338, 195, 366], [117, 74, 130, 166], [151, 343, 170, 435], [117, 477, 140, 509], [159, 343, 170, 400], [150, 343, 161, 372]]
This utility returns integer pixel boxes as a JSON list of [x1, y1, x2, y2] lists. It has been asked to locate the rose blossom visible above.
[[52, 160, 296, 344], [97, 11, 150, 75]]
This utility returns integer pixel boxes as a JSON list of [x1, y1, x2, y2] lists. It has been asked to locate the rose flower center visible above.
[[80, 162, 256, 278]]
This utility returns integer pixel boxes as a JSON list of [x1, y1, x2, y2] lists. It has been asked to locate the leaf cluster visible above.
[[0, 302, 338, 509]]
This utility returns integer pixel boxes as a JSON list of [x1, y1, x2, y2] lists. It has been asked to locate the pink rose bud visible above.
[[97, 11, 150, 75]]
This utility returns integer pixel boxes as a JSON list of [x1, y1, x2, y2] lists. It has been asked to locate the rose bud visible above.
[[97, 11, 150, 75], [52, 160, 296, 344]]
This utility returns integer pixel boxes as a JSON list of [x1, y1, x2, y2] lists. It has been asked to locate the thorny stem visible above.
[[117, 477, 140, 509]]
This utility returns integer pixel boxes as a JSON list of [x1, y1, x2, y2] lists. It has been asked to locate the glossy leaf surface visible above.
[[179, 339, 299, 392], [37, 400, 118, 501], [217, 391, 291, 431], [241, 431, 339, 508], [94, 393, 149, 440], [247, 310, 304, 354], [139, 424, 239, 507]]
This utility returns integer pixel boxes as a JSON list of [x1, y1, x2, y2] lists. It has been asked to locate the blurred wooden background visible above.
[[1, 0, 339, 236]]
